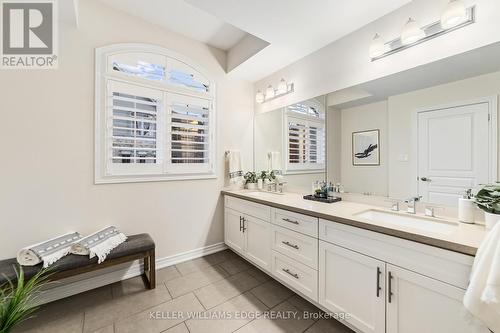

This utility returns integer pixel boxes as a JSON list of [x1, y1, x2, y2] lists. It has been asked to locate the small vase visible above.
[[484, 211, 500, 230], [246, 183, 257, 190], [257, 179, 263, 190]]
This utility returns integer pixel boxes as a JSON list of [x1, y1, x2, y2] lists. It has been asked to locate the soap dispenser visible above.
[[458, 189, 475, 224]]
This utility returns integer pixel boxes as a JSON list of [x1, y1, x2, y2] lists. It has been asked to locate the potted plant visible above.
[[257, 171, 268, 190], [475, 183, 500, 230], [243, 171, 258, 190], [1, 267, 50, 333]]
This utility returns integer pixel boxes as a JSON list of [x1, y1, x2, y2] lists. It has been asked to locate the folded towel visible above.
[[463, 221, 500, 332], [17, 232, 82, 268], [70, 226, 127, 264], [227, 150, 244, 188]]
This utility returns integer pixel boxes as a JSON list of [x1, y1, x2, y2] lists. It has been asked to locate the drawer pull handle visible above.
[[388, 271, 394, 303], [282, 268, 299, 279], [282, 241, 299, 250], [241, 217, 247, 233], [282, 218, 299, 225], [376, 267, 381, 297], [239, 216, 243, 232]]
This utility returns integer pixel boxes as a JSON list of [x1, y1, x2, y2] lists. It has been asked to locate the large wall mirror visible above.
[[253, 42, 500, 206], [254, 95, 327, 191]]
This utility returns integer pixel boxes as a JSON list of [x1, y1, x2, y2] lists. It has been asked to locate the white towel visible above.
[[17, 232, 82, 268], [70, 226, 127, 263], [463, 222, 500, 332], [226, 150, 244, 189]]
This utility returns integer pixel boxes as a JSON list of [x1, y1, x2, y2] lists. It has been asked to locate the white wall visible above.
[[388, 71, 500, 199], [255, 0, 500, 113], [339, 101, 389, 196], [326, 107, 341, 184], [0, 0, 254, 259]]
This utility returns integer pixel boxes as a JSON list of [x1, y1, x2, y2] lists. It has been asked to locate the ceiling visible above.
[[97, 0, 411, 82]]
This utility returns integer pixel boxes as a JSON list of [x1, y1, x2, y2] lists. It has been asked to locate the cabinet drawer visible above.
[[272, 208, 318, 237], [225, 196, 271, 222], [272, 251, 318, 302], [272, 225, 318, 269]]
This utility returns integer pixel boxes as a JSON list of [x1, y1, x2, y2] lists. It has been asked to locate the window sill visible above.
[[284, 169, 325, 175], [95, 173, 217, 184]]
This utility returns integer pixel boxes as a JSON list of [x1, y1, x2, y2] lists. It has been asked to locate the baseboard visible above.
[[37, 242, 228, 305]]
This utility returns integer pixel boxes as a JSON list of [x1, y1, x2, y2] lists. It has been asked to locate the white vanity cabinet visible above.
[[224, 194, 485, 333], [319, 241, 386, 333], [224, 196, 272, 272]]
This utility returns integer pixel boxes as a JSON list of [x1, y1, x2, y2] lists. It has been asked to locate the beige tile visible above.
[[162, 322, 189, 333], [13, 311, 84, 333], [13, 286, 111, 332], [84, 284, 172, 332], [250, 280, 294, 308], [166, 266, 228, 298], [304, 318, 355, 333], [91, 324, 114, 333], [186, 292, 268, 333], [114, 293, 204, 333], [194, 271, 261, 309], [175, 250, 236, 275], [156, 266, 182, 283], [287, 294, 322, 315], [112, 276, 155, 298], [245, 266, 271, 283], [219, 257, 253, 275], [235, 300, 315, 333]]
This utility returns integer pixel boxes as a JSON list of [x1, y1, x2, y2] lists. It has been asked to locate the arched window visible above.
[[95, 44, 216, 183]]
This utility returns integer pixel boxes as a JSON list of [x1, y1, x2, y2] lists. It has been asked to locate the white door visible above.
[[417, 101, 493, 206], [319, 241, 386, 333], [244, 215, 272, 272], [386, 264, 488, 333], [224, 208, 245, 254]]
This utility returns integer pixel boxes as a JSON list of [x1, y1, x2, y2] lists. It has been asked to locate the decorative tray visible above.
[[303, 195, 342, 203]]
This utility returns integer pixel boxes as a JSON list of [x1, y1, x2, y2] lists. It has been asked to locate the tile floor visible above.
[[14, 250, 354, 333]]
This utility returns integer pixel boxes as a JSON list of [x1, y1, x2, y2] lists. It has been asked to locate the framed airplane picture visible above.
[[352, 129, 380, 166]]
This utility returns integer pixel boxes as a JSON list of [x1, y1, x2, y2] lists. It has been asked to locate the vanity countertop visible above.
[[222, 189, 488, 256]]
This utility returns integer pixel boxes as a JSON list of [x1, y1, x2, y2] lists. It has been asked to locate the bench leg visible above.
[[142, 250, 156, 290], [149, 250, 156, 290]]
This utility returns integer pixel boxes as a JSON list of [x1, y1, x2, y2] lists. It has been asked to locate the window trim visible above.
[[95, 43, 217, 184], [283, 110, 326, 175]]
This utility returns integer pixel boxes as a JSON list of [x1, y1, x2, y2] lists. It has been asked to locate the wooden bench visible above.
[[0, 233, 156, 290]]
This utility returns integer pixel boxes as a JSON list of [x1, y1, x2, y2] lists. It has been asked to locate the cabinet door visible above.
[[319, 241, 385, 333], [224, 208, 245, 254], [386, 264, 488, 333], [244, 215, 272, 272]]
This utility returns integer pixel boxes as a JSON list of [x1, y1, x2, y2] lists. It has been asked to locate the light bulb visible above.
[[401, 18, 425, 45], [369, 33, 387, 58], [265, 85, 275, 100], [441, 0, 467, 29], [255, 90, 264, 103], [277, 78, 288, 94]]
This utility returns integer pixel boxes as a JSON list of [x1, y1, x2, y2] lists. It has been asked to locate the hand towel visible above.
[[17, 232, 82, 268], [226, 150, 244, 188], [463, 221, 500, 332], [70, 226, 127, 263]]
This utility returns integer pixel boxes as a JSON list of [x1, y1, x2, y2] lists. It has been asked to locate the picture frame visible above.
[[352, 129, 380, 166]]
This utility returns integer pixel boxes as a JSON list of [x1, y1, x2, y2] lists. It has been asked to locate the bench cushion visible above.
[[0, 233, 154, 285]]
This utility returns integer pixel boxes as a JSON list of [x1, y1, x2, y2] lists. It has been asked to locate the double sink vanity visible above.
[[223, 190, 488, 333]]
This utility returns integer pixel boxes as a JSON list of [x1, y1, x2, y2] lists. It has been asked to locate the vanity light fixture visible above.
[[370, 5, 475, 61], [277, 78, 288, 95], [401, 18, 425, 45], [255, 79, 295, 104], [369, 34, 388, 59], [441, 0, 467, 29], [265, 85, 275, 100], [255, 90, 265, 103]]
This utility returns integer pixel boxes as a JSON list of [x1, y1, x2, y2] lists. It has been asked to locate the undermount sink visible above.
[[354, 209, 458, 235], [245, 191, 284, 197]]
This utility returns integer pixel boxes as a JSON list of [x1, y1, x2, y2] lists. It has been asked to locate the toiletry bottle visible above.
[[458, 189, 475, 224]]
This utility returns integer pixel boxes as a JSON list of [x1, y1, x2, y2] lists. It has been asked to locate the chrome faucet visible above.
[[277, 181, 288, 193], [405, 196, 422, 214]]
